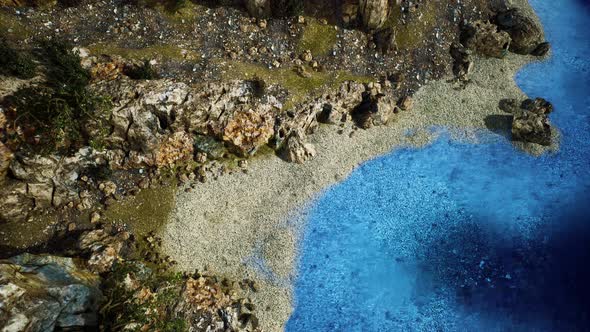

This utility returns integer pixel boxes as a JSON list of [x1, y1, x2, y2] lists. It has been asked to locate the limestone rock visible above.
[[281, 130, 316, 164], [359, 0, 389, 30], [78, 229, 130, 274], [0, 254, 102, 332], [352, 84, 396, 128], [463, 20, 511, 58], [221, 107, 275, 156], [495, 8, 546, 55]]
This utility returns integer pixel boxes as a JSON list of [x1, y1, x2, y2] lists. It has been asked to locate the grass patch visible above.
[[220, 61, 372, 109], [0, 37, 36, 79], [297, 19, 338, 56], [87, 42, 197, 61], [103, 185, 176, 237], [0, 11, 33, 40], [385, 0, 438, 49]]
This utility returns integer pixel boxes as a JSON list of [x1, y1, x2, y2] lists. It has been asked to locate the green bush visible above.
[[0, 38, 36, 79], [7, 39, 111, 154]]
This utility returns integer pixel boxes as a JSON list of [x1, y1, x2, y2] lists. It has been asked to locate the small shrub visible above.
[[6, 39, 111, 154], [0, 38, 36, 79]]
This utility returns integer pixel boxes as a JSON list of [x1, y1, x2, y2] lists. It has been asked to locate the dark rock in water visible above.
[[504, 98, 554, 146], [531, 41, 551, 56], [521, 97, 553, 115], [462, 20, 511, 58], [0, 254, 102, 332], [495, 8, 546, 55], [512, 109, 552, 146]]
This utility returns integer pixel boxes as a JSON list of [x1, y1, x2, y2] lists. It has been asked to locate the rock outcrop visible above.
[[352, 83, 397, 128], [244, 0, 271, 18], [500, 97, 554, 146], [0, 254, 102, 332], [463, 20, 511, 58], [281, 129, 316, 164], [359, 0, 389, 30], [495, 8, 548, 55], [78, 228, 130, 274]]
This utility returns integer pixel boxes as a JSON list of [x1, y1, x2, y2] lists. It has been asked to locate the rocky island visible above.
[[0, 0, 567, 331]]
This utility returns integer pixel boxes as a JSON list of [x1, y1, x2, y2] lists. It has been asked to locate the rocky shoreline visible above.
[[0, 0, 555, 331]]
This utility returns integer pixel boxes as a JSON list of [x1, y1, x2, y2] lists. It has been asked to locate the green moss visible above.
[[297, 19, 338, 56], [103, 185, 176, 237], [0, 38, 36, 79], [0, 11, 33, 40], [87, 42, 197, 61], [385, 1, 438, 49], [221, 61, 372, 109]]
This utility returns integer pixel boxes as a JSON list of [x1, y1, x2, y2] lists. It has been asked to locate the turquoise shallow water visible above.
[[286, 0, 590, 331]]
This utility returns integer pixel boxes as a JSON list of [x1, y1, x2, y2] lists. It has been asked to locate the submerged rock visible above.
[[0, 254, 102, 331], [495, 8, 547, 55]]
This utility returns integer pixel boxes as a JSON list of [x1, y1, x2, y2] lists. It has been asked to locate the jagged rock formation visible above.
[[462, 20, 512, 58], [359, 0, 389, 30], [244, 0, 271, 18], [495, 8, 548, 55], [281, 129, 316, 164], [500, 97, 554, 146], [0, 254, 102, 331]]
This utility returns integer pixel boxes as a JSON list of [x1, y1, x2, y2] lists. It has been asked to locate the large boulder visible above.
[[244, 0, 271, 18], [501, 97, 554, 146], [462, 20, 511, 58], [0, 254, 102, 332], [495, 8, 547, 55], [359, 0, 389, 30]]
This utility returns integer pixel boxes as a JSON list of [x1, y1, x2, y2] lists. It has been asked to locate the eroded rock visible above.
[[0, 254, 102, 331], [463, 20, 511, 58], [281, 130, 316, 164], [495, 8, 547, 55], [359, 0, 389, 30]]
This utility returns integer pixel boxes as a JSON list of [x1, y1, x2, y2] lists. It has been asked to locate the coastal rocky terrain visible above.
[[0, 0, 554, 331]]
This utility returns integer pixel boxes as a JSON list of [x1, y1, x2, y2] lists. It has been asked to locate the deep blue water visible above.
[[286, 0, 590, 331]]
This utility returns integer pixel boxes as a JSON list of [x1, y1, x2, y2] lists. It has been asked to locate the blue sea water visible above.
[[286, 0, 590, 331]]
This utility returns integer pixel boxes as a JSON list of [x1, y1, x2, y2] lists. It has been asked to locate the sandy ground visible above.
[[160, 1, 552, 328]]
